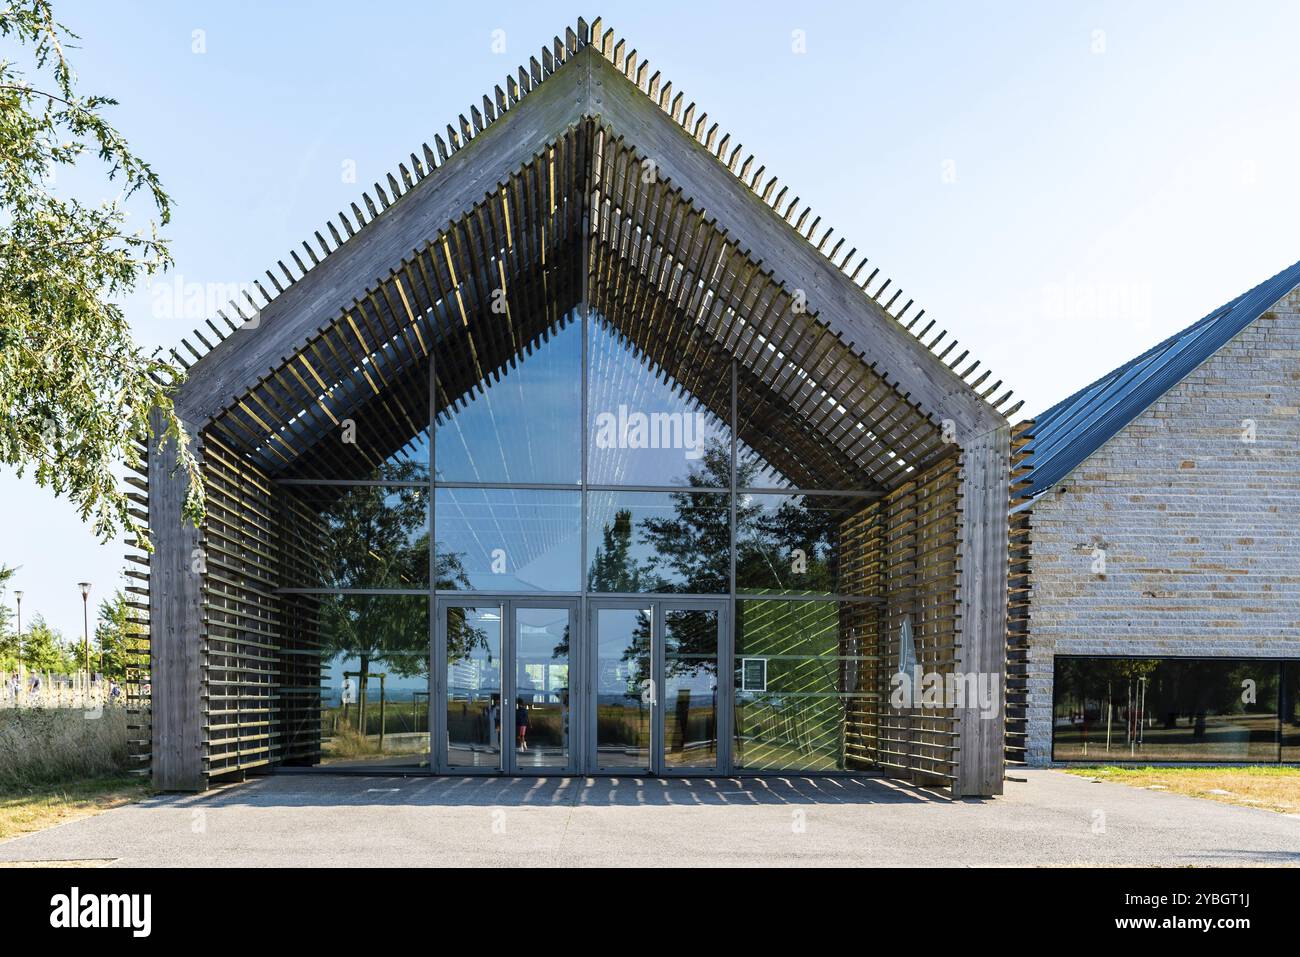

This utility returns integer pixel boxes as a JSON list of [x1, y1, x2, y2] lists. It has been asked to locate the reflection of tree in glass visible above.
[[442, 601, 490, 664], [1156, 660, 1276, 736], [321, 593, 427, 676], [1055, 657, 1279, 743], [635, 441, 851, 595], [638, 440, 734, 594], [663, 610, 717, 681], [1056, 657, 1158, 709], [550, 623, 571, 662], [588, 509, 645, 593], [737, 496, 841, 593], [304, 461, 486, 722], [312, 462, 428, 589], [316, 553, 481, 732]]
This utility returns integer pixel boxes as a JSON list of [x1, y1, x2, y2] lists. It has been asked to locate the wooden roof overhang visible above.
[[172, 19, 1018, 493]]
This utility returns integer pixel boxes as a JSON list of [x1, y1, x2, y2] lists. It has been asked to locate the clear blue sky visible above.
[[4, 0, 1299, 639]]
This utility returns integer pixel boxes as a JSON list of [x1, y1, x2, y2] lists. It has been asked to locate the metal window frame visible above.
[[434, 596, 583, 775], [586, 595, 729, 776], [278, 297, 886, 779]]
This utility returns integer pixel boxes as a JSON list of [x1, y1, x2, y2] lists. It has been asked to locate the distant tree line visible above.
[[0, 564, 142, 678]]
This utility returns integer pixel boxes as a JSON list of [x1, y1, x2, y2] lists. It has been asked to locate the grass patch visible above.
[[1064, 765, 1300, 814], [0, 707, 130, 789], [0, 706, 146, 843], [0, 775, 148, 842]]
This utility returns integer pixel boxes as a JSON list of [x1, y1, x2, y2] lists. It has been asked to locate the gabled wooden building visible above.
[[136, 18, 1020, 795]]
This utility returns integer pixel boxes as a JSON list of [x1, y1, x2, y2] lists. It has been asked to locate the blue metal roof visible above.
[[1022, 257, 1300, 499]]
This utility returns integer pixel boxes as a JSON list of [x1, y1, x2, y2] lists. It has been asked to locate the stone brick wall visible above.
[[1025, 288, 1300, 764]]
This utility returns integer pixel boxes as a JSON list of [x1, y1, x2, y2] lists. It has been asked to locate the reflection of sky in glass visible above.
[[447, 608, 501, 696], [321, 651, 428, 707], [435, 316, 582, 485], [587, 316, 730, 487], [516, 607, 570, 699], [436, 488, 581, 591]]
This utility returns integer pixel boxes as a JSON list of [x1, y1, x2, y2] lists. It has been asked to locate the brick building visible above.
[[1017, 261, 1300, 765]]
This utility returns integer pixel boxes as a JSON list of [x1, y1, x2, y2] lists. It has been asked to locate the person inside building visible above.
[[516, 698, 530, 751]]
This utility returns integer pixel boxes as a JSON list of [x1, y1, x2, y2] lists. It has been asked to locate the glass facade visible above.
[[586, 315, 731, 488], [435, 487, 581, 592], [445, 605, 503, 769], [282, 594, 430, 770], [586, 490, 730, 594], [735, 493, 877, 596], [663, 607, 720, 769], [276, 307, 879, 774], [1053, 656, 1298, 763], [593, 605, 653, 770], [733, 599, 874, 772], [281, 484, 429, 590], [1284, 662, 1300, 763], [513, 606, 573, 769], [435, 316, 582, 485]]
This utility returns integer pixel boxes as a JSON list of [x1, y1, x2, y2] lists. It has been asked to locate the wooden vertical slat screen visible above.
[[835, 456, 961, 784], [124, 436, 153, 774], [278, 592, 324, 766], [849, 460, 960, 782], [1004, 419, 1035, 765], [839, 502, 884, 770], [199, 434, 281, 776]]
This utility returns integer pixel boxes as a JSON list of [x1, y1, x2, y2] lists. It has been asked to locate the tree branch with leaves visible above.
[[0, 1, 202, 546]]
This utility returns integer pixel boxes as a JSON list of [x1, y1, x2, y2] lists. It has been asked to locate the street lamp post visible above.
[[78, 582, 92, 687], [13, 590, 22, 674]]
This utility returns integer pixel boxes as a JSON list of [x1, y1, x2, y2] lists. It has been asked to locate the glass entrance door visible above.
[[661, 604, 723, 771], [440, 602, 504, 770], [511, 603, 576, 772], [589, 599, 727, 774], [592, 603, 654, 772], [436, 598, 578, 773]]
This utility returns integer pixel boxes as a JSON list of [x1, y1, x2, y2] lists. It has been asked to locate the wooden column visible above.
[[148, 408, 206, 791], [954, 424, 1011, 797]]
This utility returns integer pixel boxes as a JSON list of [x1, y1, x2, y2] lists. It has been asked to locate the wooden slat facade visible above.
[[1004, 419, 1035, 765], [143, 17, 1017, 795]]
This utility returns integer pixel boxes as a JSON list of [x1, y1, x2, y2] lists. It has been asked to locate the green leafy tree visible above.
[[20, 613, 73, 673], [95, 587, 142, 680], [0, 2, 202, 545], [311, 478, 429, 593], [302, 465, 481, 727], [637, 440, 739, 594], [0, 564, 17, 667]]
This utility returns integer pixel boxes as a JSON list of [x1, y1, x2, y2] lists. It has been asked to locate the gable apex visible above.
[[171, 17, 1014, 437]]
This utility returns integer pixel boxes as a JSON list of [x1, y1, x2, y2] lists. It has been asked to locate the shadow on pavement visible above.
[[150, 773, 950, 810]]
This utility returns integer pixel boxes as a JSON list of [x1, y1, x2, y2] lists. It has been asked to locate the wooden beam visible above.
[[953, 423, 1011, 797], [147, 407, 206, 791]]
